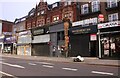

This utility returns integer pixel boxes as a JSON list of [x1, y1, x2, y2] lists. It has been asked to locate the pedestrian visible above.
[[52, 46, 56, 57], [57, 45, 61, 57]]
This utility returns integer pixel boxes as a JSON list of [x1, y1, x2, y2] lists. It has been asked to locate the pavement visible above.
[[0, 53, 120, 67]]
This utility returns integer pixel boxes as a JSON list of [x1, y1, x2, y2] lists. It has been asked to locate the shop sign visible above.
[[90, 34, 97, 41], [19, 31, 31, 36], [98, 21, 120, 29], [3, 32, 12, 35], [33, 29, 44, 35], [5, 36, 16, 43], [71, 25, 97, 34], [0, 35, 5, 39], [72, 17, 98, 27]]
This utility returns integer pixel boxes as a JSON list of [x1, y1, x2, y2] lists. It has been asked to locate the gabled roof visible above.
[[28, 8, 36, 15]]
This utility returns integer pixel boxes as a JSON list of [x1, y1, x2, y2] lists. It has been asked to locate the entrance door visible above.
[[90, 41, 97, 57]]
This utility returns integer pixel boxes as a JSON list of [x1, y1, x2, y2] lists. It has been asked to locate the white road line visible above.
[[28, 63, 36, 66], [0, 62, 25, 69], [36, 62, 54, 65], [91, 71, 114, 75], [0, 58, 5, 60], [62, 67, 78, 71], [42, 65, 54, 68], [0, 71, 14, 77]]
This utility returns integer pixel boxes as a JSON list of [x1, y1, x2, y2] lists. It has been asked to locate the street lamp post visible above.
[[63, 17, 70, 57]]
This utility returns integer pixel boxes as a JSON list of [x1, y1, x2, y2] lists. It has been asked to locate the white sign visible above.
[[98, 21, 120, 29], [19, 30, 31, 36], [72, 20, 83, 26], [72, 17, 98, 27], [90, 34, 97, 41], [3, 32, 12, 35]]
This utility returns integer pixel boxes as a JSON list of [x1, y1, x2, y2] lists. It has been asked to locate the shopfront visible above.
[[69, 25, 98, 57], [0, 35, 4, 53], [17, 30, 31, 56], [98, 21, 120, 59], [31, 27, 50, 56], [4, 36, 16, 54], [49, 22, 65, 57]]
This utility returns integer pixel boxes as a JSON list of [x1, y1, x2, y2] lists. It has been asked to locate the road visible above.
[[0, 56, 119, 78]]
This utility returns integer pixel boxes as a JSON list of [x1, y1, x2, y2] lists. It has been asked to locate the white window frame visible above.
[[81, 4, 89, 14], [91, 0, 100, 12], [107, 0, 118, 8], [108, 13, 118, 22]]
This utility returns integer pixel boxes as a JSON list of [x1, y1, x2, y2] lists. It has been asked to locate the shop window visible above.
[[107, 0, 118, 8], [108, 13, 118, 22], [91, 0, 100, 12], [81, 4, 89, 14]]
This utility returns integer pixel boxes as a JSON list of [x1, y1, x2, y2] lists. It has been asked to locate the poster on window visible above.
[[90, 34, 97, 41], [103, 38, 109, 56]]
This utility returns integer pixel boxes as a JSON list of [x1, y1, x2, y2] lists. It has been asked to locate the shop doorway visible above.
[[90, 41, 97, 57]]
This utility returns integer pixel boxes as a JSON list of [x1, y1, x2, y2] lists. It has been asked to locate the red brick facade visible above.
[[2, 20, 13, 33], [25, 0, 77, 29]]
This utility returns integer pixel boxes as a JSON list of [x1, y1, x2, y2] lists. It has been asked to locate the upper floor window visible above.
[[108, 13, 118, 22], [81, 4, 89, 14], [37, 12, 40, 16], [41, 10, 45, 14], [64, 0, 71, 6], [53, 15, 59, 22], [107, 0, 118, 8], [47, 17, 50, 24], [91, 0, 100, 12]]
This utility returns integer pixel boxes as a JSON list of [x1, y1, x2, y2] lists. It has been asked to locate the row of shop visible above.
[[0, 21, 119, 59]]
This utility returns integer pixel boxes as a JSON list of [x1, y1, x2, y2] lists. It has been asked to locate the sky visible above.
[[0, 0, 60, 22]]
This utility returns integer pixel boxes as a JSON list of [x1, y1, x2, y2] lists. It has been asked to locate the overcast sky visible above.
[[0, 0, 60, 22]]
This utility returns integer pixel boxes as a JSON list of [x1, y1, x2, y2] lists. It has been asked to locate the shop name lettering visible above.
[[98, 21, 119, 29], [34, 29, 44, 35], [72, 28, 91, 34]]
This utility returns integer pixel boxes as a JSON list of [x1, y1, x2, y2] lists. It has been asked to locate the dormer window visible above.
[[41, 10, 45, 14], [52, 3, 58, 8], [30, 12, 34, 16]]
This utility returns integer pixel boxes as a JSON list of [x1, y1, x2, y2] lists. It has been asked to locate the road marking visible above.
[[0, 62, 25, 69], [0, 58, 5, 60], [0, 71, 14, 77], [28, 63, 36, 66], [91, 71, 114, 75], [36, 62, 54, 65], [42, 65, 54, 68], [62, 67, 78, 71]]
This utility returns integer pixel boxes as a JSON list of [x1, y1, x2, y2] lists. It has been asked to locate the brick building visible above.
[[0, 20, 13, 54], [70, 0, 120, 59]]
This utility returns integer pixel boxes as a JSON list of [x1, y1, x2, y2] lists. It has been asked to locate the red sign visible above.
[[90, 34, 97, 41], [98, 14, 104, 22]]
